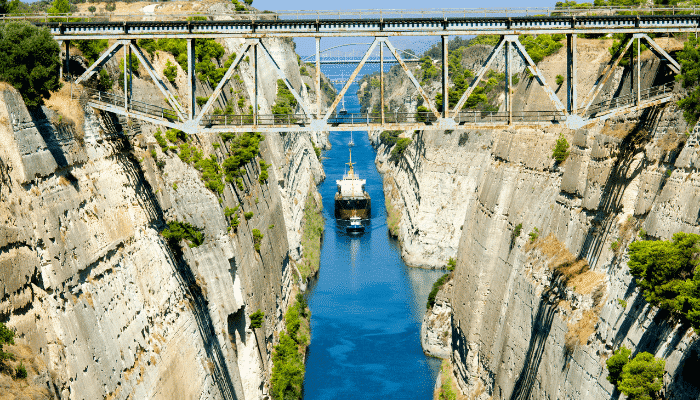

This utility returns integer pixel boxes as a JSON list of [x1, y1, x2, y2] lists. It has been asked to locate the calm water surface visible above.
[[303, 65, 444, 399]]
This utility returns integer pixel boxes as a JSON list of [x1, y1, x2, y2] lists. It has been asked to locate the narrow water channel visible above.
[[303, 66, 444, 399]]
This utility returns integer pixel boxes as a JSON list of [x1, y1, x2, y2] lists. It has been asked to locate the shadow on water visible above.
[[303, 64, 444, 400]]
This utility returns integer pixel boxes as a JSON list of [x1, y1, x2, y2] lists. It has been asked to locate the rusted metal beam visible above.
[[641, 33, 681, 73], [129, 41, 185, 121], [75, 40, 125, 84], [580, 35, 634, 115], [323, 38, 379, 120], [451, 37, 505, 117], [383, 38, 441, 119], [511, 37, 566, 114], [195, 42, 252, 123]]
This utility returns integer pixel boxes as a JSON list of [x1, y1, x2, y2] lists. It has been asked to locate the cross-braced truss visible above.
[[68, 29, 682, 134]]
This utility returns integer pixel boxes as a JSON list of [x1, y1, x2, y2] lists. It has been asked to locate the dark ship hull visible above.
[[334, 195, 371, 219]]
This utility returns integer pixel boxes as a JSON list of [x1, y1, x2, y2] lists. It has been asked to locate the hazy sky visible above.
[[254, 0, 557, 11]]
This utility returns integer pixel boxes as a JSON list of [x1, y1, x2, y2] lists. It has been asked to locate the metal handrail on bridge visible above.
[[583, 82, 674, 116], [85, 88, 179, 122], [4, 6, 700, 22]]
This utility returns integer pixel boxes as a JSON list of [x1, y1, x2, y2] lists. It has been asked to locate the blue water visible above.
[[303, 65, 444, 399]]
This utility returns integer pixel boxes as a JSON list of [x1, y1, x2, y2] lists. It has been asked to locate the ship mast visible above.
[[346, 147, 355, 179]]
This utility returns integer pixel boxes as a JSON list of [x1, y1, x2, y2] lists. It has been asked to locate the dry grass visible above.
[[564, 308, 600, 354], [0, 343, 51, 399], [534, 234, 604, 294], [44, 84, 85, 144], [604, 121, 639, 139], [657, 130, 687, 153]]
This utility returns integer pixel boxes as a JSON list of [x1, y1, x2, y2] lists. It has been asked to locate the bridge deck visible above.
[[18, 13, 700, 39], [83, 83, 674, 133]]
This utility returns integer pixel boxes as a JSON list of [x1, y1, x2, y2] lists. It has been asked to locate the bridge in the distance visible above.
[[10, 7, 695, 133]]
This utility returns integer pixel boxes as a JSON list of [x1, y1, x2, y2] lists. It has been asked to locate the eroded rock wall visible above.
[[0, 33, 326, 400]]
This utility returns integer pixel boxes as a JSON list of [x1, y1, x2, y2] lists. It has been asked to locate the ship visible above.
[[335, 148, 371, 220]]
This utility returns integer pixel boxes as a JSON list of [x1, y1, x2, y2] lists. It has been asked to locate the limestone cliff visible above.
[[0, 20, 326, 400], [375, 38, 699, 398]]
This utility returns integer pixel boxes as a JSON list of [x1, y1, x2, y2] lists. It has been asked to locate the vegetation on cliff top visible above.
[[0, 21, 61, 107], [606, 346, 665, 400], [627, 232, 700, 333]]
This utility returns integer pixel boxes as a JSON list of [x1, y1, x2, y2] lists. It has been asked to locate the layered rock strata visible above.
[[0, 31, 326, 399]]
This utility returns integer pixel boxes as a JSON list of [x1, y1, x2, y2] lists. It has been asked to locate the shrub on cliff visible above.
[[0, 21, 61, 107], [389, 138, 412, 163], [606, 346, 631, 386], [161, 220, 205, 248], [627, 232, 700, 332], [0, 322, 14, 362], [619, 352, 665, 400], [249, 309, 264, 329], [552, 133, 570, 163], [252, 229, 263, 252], [676, 37, 700, 125], [427, 274, 450, 309]]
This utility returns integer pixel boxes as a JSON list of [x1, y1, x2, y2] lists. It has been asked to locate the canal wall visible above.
[[0, 18, 329, 400], [372, 38, 700, 398]]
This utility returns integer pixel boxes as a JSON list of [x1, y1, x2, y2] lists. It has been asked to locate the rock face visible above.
[[421, 279, 453, 359], [374, 39, 699, 398], [0, 31, 327, 399]]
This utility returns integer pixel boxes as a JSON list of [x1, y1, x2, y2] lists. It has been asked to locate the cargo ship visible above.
[[335, 148, 371, 219]]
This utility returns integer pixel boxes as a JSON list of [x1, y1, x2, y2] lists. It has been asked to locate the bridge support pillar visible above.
[[187, 39, 195, 120], [442, 35, 448, 119], [636, 36, 641, 105], [316, 37, 321, 119], [380, 41, 385, 124], [505, 40, 512, 124], [254, 42, 258, 125], [567, 34, 577, 114], [123, 44, 131, 110]]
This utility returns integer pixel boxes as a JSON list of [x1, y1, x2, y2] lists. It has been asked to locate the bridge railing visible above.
[[584, 82, 674, 116], [85, 88, 180, 121], [3, 6, 700, 22]]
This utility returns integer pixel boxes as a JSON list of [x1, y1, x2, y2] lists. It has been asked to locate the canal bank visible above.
[[303, 66, 444, 399]]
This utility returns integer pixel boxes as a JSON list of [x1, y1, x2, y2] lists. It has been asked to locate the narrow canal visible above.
[[303, 66, 444, 399]]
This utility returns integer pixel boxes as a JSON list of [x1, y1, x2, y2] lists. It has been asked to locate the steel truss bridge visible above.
[[19, 7, 697, 133]]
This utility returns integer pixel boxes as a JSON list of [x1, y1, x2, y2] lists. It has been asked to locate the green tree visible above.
[[0, 0, 20, 14], [47, 0, 70, 14], [552, 133, 570, 163], [0, 322, 14, 362], [627, 233, 700, 331], [606, 346, 631, 386], [556, 74, 565, 86], [676, 37, 700, 125], [250, 309, 264, 329], [618, 352, 665, 400], [271, 332, 304, 400], [0, 22, 62, 107]]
